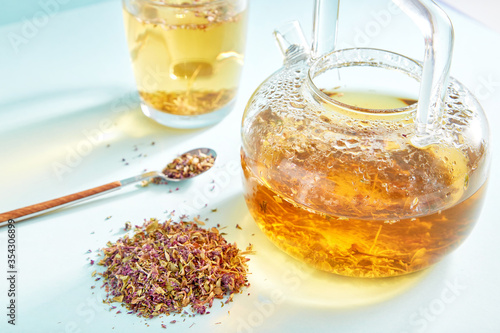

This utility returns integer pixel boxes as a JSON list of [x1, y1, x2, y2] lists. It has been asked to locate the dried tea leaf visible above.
[[145, 219, 159, 233], [112, 295, 124, 303]]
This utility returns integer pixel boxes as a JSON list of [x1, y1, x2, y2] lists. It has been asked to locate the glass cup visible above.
[[122, 0, 248, 128]]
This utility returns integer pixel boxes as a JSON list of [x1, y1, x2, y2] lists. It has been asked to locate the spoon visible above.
[[0, 148, 217, 226]]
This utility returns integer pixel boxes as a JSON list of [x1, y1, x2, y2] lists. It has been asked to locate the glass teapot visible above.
[[240, 0, 490, 278]]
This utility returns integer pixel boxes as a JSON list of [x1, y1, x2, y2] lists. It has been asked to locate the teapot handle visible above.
[[311, 0, 339, 59], [394, 0, 454, 147]]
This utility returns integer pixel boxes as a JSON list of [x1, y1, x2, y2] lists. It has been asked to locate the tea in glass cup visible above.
[[122, 0, 248, 128]]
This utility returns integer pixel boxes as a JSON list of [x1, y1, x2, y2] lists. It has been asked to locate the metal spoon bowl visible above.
[[0, 148, 217, 226]]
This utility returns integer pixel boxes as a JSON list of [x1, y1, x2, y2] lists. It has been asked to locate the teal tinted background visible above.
[[0, 0, 116, 26]]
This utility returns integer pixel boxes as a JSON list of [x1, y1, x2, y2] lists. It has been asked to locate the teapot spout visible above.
[[274, 21, 309, 64]]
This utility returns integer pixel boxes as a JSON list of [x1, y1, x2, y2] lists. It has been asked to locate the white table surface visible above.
[[1, 0, 499, 332]]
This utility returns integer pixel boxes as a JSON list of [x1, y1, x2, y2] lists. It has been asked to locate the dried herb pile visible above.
[[162, 151, 215, 179], [98, 218, 250, 318]]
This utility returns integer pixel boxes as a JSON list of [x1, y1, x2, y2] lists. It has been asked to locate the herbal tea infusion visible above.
[[123, 0, 247, 118], [240, 48, 490, 278], [242, 136, 487, 278]]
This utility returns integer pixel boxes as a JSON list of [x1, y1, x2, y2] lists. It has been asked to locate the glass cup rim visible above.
[[128, 0, 228, 8], [307, 47, 421, 117]]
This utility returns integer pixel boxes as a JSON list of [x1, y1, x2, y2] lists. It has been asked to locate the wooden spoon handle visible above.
[[0, 181, 122, 226]]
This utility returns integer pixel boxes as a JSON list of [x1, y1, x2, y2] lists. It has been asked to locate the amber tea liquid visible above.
[[123, 2, 247, 116], [242, 91, 487, 278]]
